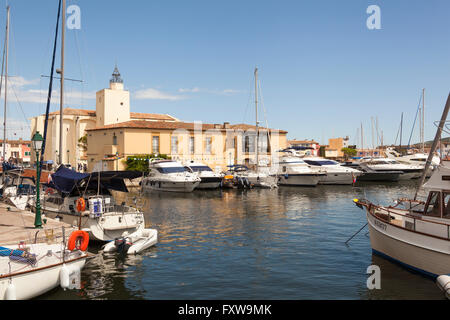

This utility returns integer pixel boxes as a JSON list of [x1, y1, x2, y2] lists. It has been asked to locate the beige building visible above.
[[31, 66, 288, 171], [86, 121, 287, 172], [328, 136, 349, 158], [30, 67, 178, 168]]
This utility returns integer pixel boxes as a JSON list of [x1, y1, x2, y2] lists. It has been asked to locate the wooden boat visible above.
[[353, 93, 450, 299]]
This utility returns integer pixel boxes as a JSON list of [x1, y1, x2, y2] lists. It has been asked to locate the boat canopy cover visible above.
[[2, 162, 19, 171], [47, 165, 142, 194], [47, 165, 89, 193], [227, 165, 249, 172]]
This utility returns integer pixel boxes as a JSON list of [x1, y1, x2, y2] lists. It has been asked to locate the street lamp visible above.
[[32, 131, 44, 229]]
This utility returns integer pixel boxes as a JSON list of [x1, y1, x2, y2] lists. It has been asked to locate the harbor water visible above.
[[41, 181, 444, 300]]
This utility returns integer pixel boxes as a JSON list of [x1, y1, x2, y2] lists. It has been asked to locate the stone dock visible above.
[[0, 201, 76, 246]]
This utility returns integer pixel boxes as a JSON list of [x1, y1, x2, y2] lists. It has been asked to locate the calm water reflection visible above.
[[40, 181, 445, 300]]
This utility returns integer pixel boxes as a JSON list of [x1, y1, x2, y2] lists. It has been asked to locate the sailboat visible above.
[[353, 92, 450, 295], [232, 67, 278, 188], [0, 2, 90, 300], [40, 165, 147, 242]]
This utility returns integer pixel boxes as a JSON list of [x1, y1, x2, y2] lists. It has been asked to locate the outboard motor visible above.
[[114, 237, 131, 255], [236, 177, 244, 189]]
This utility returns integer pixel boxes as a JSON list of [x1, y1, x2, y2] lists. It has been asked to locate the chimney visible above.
[[223, 122, 230, 129]]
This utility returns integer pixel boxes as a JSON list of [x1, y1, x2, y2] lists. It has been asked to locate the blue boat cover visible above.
[[47, 165, 142, 194], [48, 165, 89, 193]]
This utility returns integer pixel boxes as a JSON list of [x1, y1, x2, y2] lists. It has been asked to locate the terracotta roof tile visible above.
[[130, 112, 178, 121], [86, 120, 287, 133], [46, 108, 178, 121], [48, 108, 96, 117]]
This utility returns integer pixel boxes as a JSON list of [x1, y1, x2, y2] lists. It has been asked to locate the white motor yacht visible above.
[[184, 161, 223, 189], [359, 157, 424, 180], [141, 159, 201, 193], [384, 147, 440, 177], [301, 157, 363, 185], [275, 156, 325, 186]]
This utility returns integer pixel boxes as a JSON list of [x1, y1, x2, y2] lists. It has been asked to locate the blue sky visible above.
[[0, 0, 449, 146]]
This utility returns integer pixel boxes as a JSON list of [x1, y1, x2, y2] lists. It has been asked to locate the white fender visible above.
[[5, 282, 16, 300], [436, 275, 450, 299], [60, 264, 70, 290]]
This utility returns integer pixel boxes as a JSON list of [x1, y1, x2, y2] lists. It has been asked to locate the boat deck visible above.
[[0, 201, 76, 246]]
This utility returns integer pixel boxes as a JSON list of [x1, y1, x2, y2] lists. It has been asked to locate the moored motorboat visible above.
[[184, 161, 223, 189], [341, 161, 402, 182], [358, 157, 423, 180], [141, 159, 201, 193], [274, 156, 324, 186], [302, 156, 362, 185]]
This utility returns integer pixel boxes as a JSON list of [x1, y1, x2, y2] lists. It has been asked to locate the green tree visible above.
[[341, 147, 357, 160], [78, 134, 88, 151], [123, 154, 170, 173]]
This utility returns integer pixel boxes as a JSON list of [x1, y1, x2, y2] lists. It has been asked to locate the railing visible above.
[[373, 204, 450, 240]]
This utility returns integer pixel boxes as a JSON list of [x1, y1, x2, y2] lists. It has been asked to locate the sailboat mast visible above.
[[254, 67, 258, 167], [360, 122, 363, 156], [371, 116, 374, 156], [400, 112, 403, 148], [59, 0, 65, 165], [2, 5, 9, 180], [422, 88, 425, 153]]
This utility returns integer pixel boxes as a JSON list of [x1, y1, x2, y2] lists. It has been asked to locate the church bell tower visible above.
[[96, 65, 130, 127]]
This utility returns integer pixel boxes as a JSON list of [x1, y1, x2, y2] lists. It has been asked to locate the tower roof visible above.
[[110, 65, 123, 84]]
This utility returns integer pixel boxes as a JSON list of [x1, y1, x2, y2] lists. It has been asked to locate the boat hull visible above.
[[197, 177, 222, 189], [142, 180, 200, 193], [43, 210, 145, 242], [357, 172, 401, 182], [0, 250, 87, 300], [277, 174, 320, 186], [367, 211, 450, 277], [319, 172, 356, 185], [247, 175, 278, 188]]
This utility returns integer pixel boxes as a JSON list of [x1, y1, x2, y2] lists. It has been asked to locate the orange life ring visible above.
[[67, 230, 89, 251], [76, 198, 86, 212]]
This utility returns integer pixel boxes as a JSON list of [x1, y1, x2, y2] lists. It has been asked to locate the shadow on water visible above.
[[39, 180, 445, 299], [360, 253, 444, 300]]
